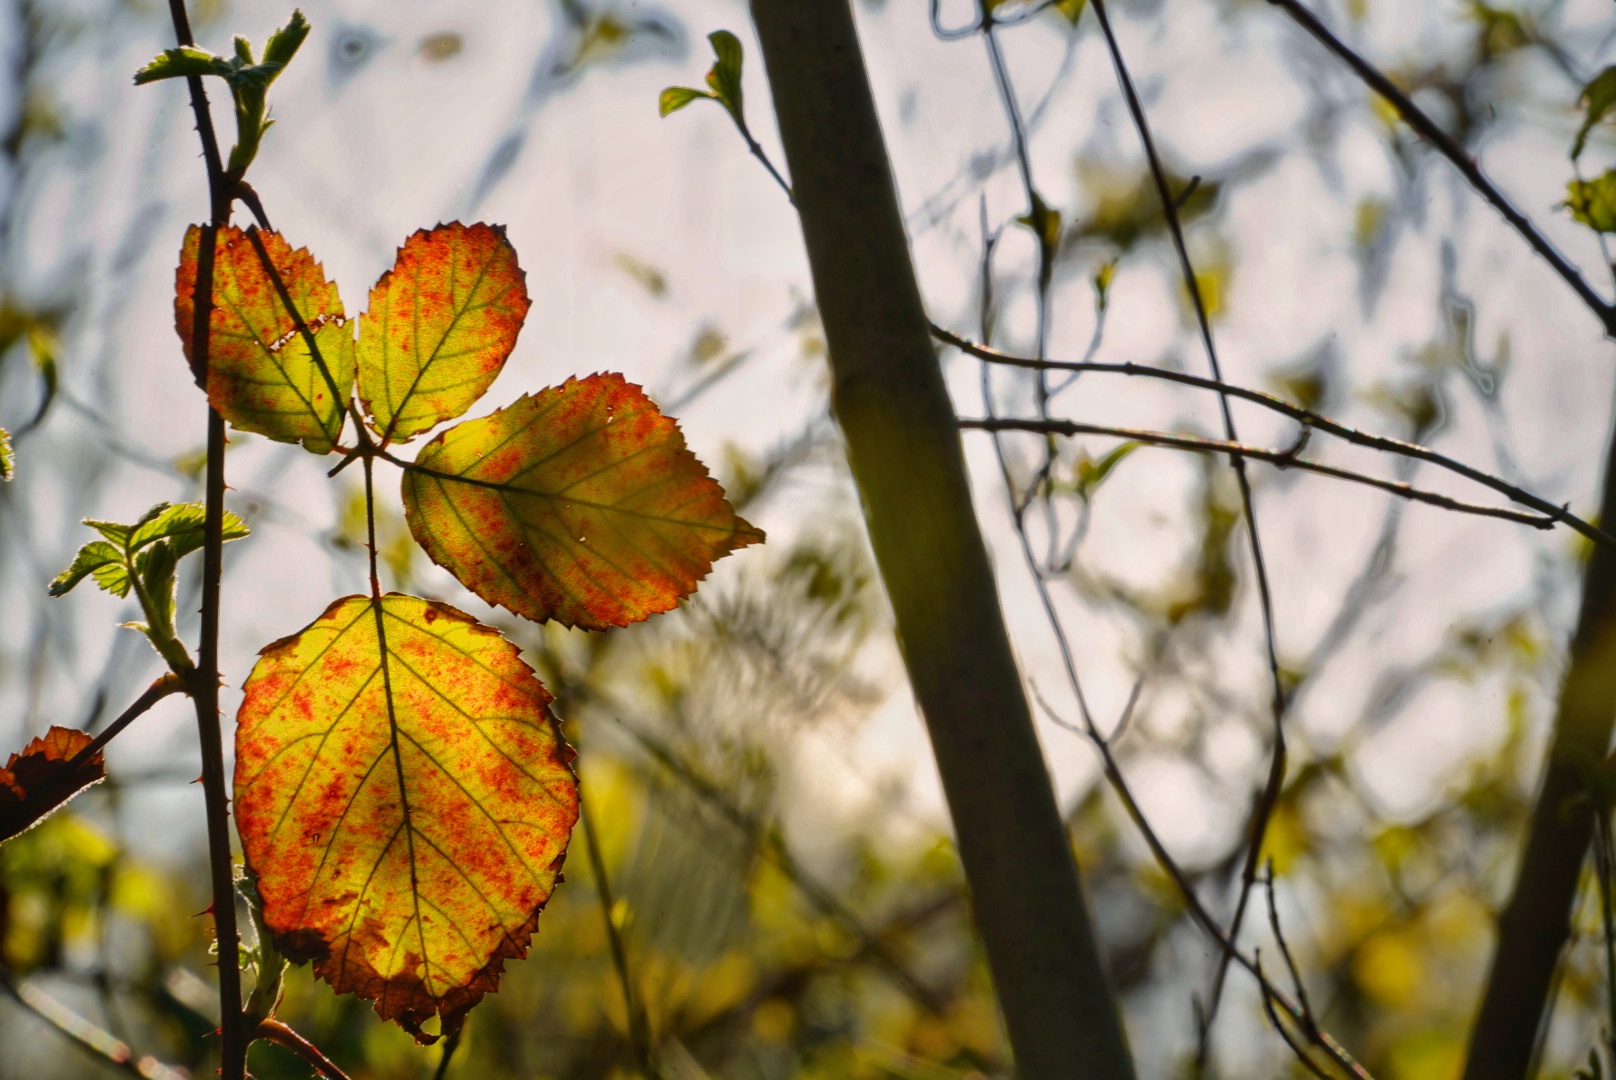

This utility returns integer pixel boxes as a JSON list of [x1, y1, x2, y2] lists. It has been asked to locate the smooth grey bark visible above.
[[747, 2, 1136, 1077], [1464, 401, 1616, 1080]]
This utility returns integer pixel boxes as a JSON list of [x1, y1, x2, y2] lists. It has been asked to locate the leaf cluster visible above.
[[51, 501, 249, 671], [134, 10, 309, 180]]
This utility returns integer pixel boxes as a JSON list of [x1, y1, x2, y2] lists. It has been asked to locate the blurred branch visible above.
[[613, 712, 956, 1019], [936, 326, 1616, 549], [577, 797, 663, 1079], [0, 964, 189, 1079], [1264, 0, 1616, 336], [959, 418, 1556, 529]]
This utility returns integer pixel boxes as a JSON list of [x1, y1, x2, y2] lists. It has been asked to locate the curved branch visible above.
[[1264, 0, 1616, 336]]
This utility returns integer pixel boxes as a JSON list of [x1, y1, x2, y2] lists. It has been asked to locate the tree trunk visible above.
[[1465, 402, 1616, 1079], [747, 3, 1136, 1077]]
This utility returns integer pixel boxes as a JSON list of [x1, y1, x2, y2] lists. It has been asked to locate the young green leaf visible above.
[[133, 45, 229, 85], [705, 30, 745, 122], [356, 222, 530, 444], [49, 541, 128, 598], [1568, 172, 1616, 233], [262, 10, 311, 69], [1574, 66, 1616, 160], [233, 593, 579, 1043], [175, 225, 355, 453], [659, 31, 746, 126], [0, 727, 106, 845], [401, 373, 763, 630], [0, 426, 12, 481], [659, 86, 715, 117]]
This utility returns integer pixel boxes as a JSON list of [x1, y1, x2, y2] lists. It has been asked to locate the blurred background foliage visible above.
[[3, 0, 1616, 1077]]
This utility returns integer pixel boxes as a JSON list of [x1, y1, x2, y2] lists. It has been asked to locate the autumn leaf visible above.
[[175, 224, 355, 453], [233, 593, 579, 1042], [401, 373, 763, 630], [0, 727, 106, 845], [357, 222, 530, 444]]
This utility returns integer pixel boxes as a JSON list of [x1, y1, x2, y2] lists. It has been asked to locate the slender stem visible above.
[[1264, 0, 1616, 337], [1087, 1, 1290, 1048], [164, 1, 246, 1072], [934, 325, 1616, 549], [960, 417, 1553, 528], [255, 1018, 352, 1080], [432, 1029, 463, 1080], [578, 797, 660, 1078]]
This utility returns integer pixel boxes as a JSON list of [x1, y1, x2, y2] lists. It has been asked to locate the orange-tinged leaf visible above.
[[357, 222, 530, 444], [233, 593, 578, 1041], [175, 224, 355, 454], [401, 373, 763, 630], [0, 726, 106, 844]]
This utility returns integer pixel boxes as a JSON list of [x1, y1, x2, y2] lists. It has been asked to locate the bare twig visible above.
[[934, 326, 1616, 549], [1088, 1, 1295, 1048], [1028, 688, 1373, 1078], [960, 417, 1554, 529], [1264, 0, 1616, 336]]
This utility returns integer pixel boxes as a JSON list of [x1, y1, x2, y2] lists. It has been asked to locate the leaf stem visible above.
[[74, 674, 188, 765], [255, 1017, 352, 1080]]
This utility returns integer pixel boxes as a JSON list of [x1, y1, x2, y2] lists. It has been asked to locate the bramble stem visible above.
[[162, 1, 247, 1075]]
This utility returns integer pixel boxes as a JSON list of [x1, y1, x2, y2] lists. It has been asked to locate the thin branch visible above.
[[0, 964, 189, 1080], [934, 325, 1616, 549], [1088, 1, 1291, 1047], [960, 417, 1555, 528], [1028, 688, 1373, 1079], [1264, 0, 1616, 336], [255, 1018, 351, 1080], [1255, 956, 1337, 1080], [1263, 863, 1318, 1033]]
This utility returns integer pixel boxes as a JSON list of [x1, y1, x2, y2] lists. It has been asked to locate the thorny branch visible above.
[[162, 1, 246, 1075]]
